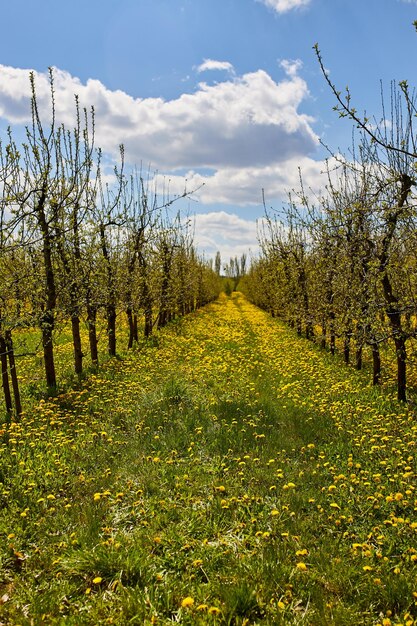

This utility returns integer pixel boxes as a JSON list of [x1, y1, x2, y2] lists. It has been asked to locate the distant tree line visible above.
[[0, 70, 222, 416]]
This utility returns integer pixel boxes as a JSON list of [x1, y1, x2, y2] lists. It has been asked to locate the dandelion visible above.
[[92, 576, 102, 584], [208, 607, 221, 615], [296, 562, 308, 571], [181, 597, 194, 608], [296, 549, 308, 556]]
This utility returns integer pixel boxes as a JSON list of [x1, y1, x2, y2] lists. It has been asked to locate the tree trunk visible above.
[[394, 336, 407, 402], [372, 343, 381, 386], [38, 197, 57, 389], [41, 310, 56, 388], [107, 306, 117, 356], [377, 173, 413, 401], [381, 272, 407, 401], [329, 313, 336, 356], [127, 306, 135, 350], [71, 313, 83, 375], [87, 303, 98, 365], [344, 323, 352, 365], [158, 278, 169, 329], [139, 253, 153, 338], [0, 335, 12, 415], [343, 338, 350, 365], [126, 306, 139, 349], [5, 330, 21, 417], [144, 306, 153, 338], [158, 244, 172, 330], [355, 345, 363, 371], [133, 314, 138, 343], [100, 223, 117, 357], [355, 321, 363, 370]]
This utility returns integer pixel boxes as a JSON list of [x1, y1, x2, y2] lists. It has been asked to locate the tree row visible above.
[[0, 70, 222, 416], [242, 74, 417, 403]]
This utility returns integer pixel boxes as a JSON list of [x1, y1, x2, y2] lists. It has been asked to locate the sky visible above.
[[0, 0, 417, 264]]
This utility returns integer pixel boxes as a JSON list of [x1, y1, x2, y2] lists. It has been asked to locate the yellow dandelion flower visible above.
[[208, 607, 221, 615], [181, 596, 194, 608]]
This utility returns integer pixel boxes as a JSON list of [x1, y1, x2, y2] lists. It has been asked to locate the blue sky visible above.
[[1, 0, 417, 262]]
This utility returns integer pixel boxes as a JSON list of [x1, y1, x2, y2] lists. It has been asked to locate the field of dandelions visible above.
[[1, 292, 417, 625]]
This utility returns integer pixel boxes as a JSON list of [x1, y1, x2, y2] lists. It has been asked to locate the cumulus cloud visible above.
[[196, 59, 235, 74], [257, 0, 311, 13], [193, 211, 262, 262], [0, 63, 318, 172], [280, 59, 303, 78], [153, 155, 331, 207], [0, 62, 323, 258]]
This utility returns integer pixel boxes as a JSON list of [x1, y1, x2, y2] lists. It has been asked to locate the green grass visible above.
[[0, 293, 416, 624]]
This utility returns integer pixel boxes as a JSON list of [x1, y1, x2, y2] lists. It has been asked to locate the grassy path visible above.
[[1, 293, 417, 625]]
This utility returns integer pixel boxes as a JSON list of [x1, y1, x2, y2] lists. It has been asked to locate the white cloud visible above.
[[280, 59, 303, 78], [193, 211, 262, 262], [0, 62, 324, 259], [153, 156, 331, 207], [257, 0, 311, 13], [196, 59, 235, 74], [0, 63, 318, 172]]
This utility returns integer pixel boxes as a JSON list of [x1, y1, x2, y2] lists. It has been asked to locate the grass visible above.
[[0, 292, 417, 624]]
